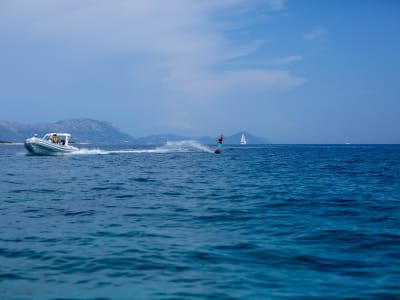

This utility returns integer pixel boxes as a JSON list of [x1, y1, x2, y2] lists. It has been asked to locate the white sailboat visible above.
[[240, 133, 247, 145]]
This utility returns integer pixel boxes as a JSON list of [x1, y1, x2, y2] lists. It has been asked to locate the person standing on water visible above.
[[215, 134, 224, 153]]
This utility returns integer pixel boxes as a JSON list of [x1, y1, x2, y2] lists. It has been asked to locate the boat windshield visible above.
[[42, 133, 70, 145]]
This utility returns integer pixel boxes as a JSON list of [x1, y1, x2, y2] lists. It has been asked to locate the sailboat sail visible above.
[[240, 133, 247, 145]]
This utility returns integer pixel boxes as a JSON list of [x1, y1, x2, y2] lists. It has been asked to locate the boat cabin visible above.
[[43, 133, 72, 146]]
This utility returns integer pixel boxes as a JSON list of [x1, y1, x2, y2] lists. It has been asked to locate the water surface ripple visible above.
[[1, 144, 399, 299]]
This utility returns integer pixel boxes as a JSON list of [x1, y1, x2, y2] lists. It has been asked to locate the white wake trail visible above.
[[67, 140, 213, 155], [155, 140, 214, 153]]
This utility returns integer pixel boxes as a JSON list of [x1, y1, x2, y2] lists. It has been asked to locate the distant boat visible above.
[[240, 133, 247, 145]]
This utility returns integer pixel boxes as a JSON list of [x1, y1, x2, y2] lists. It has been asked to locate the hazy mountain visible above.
[[0, 119, 269, 144], [136, 133, 268, 145], [136, 134, 191, 145], [0, 121, 24, 142], [137, 134, 211, 145], [0, 119, 137, 144], [223, 132, 269, 144]]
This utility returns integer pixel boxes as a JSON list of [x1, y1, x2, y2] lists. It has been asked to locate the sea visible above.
[[1, 142, 399, 300]]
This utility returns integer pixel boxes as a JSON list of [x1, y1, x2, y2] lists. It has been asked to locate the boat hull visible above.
[[24, 137, 78, 155]]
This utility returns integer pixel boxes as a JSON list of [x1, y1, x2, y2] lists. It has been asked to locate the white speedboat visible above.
[[24, 133, 79, 155]]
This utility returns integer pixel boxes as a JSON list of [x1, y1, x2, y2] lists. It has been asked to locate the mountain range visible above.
[[0, 119, 269, 144]]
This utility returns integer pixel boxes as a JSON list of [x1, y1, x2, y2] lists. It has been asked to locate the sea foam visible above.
[[69, 140, 213, 155]]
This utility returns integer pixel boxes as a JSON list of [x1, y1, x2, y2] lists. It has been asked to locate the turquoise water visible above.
[[1, 143, 399, 299]]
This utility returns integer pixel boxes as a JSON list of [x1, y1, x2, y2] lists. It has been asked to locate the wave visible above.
[[69, 140, 213, 155]]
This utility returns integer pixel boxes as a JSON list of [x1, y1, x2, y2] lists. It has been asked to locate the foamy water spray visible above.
[[155, 141, 213, 153], [68, 140, 213, 155]]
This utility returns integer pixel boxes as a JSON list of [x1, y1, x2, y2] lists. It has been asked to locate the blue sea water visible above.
[[0, 142, 399, 300]]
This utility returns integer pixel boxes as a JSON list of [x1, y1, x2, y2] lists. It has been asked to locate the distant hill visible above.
[[0, 119, 269, 144], [136, 134, 192, 145], [136, 133, 268, 145], [0, 119, 137, 144], [223, 132, 269, 145]]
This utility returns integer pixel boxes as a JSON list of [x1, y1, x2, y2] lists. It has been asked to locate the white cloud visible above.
[[303, 27, 325, 41], [0, 0, 302, 112]]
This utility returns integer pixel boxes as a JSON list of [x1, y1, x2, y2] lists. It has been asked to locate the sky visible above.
[[0, 0, 399, 143]]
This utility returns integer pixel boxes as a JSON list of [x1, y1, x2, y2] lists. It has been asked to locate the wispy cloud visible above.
[[0, 1, 298, 90], [223, 39, 270, 61], [303, 27, 325, 41], [0, 0, 304, 132], [164, 69, 306, 98], [265, 0, 286, 11], [269, 55, 303, 65]]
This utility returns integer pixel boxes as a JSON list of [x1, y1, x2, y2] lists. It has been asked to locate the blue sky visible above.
[[0, 0, 399, 143]]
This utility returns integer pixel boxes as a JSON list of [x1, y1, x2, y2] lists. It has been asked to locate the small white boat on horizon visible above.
[[240, 133, 247, 145], [24, 133, 79, 155]]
